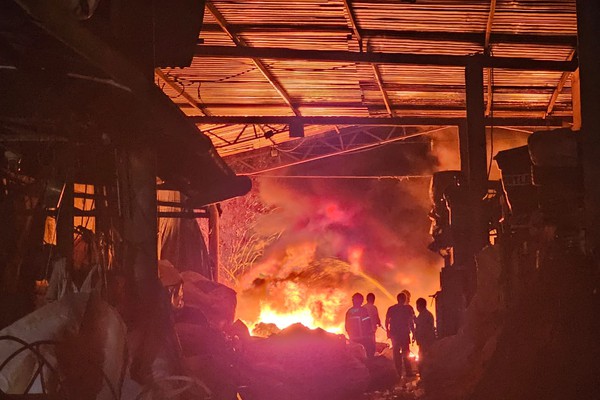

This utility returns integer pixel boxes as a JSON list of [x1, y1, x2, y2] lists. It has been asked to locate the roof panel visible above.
[[156, 0, 577, 156]]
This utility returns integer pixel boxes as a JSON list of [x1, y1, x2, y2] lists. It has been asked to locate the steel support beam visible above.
[[190, 115, 569, 126], [545, 49, 577, 118], [460, 61, 489, 302], [200, 24, 577, 47], [576, 0, 600, 252], [236, 128, 437, 175], [195, 45, 578, 71], [205, 1, 300, 116], [464, 62, 488, 198]]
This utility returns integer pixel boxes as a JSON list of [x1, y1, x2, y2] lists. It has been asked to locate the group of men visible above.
[[344, 290, 436, 378]]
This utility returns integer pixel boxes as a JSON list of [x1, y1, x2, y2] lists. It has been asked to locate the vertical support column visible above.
[[460, 60, 489, 301], [119, 145, 159, 297], [118, 143, 179, 382], [571, 69, 581, 131], [576, 0, 600, 254], [207, 204, 220, 282], [464, 60, 488, 198], [56, 180, 73, 268]]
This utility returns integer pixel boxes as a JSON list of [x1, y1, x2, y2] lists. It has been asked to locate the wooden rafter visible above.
[[484, 0, 497, 117], [545, 49, 577, 118], [343, 0, 395, 116], [342, 0, 363, 49], [205, 1, 300, 116], [371, 64, 395, 116], [484, 0, 497, 50]]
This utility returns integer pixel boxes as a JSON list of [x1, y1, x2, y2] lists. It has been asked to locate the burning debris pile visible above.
[[173, 267, 401, 400], [221, 178, 440, 338]]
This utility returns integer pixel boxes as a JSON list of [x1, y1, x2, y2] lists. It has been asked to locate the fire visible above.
[[257, 304, 343, 334], [249, 280, 346, 335]]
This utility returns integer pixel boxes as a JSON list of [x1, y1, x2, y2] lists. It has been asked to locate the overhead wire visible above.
[[252, 175, 431, 180]]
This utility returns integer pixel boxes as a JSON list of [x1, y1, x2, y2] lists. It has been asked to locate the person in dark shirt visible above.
[[415, 297, 436, 363], [363, 293, 381, 357], [385, 292, 415, 377], [345, 292, 374, 358]]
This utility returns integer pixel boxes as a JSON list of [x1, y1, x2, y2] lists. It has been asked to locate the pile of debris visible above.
[[238, 324, 369, 400], [0, 261, 407, 399]]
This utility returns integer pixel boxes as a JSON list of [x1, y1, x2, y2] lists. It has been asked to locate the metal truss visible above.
[[224, 125, 448, 175]]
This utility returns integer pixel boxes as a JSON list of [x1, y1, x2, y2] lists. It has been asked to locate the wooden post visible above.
[[576, 0, 600, 254], [118, 143, 180, 382], [571, 69, 581, 131]]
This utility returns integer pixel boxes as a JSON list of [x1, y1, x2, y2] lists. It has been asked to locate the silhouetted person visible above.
[[363, 292, 381, 357], [401, 289, 411, 305], [415, 297, 436, 363], [385, 292, 415, 377], [345, 292, 373, 358]]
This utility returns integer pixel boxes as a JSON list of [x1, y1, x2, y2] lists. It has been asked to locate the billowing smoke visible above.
[[220, 167, 442, 334], [429, 126, 532, 179], [217, 126, 534, 335]]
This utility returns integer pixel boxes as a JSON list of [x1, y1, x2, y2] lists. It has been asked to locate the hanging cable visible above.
[[487, 50, 495, 179]]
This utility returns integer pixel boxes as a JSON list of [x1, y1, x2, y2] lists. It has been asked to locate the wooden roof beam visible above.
[[545, 49, 577, 118], [205, 1, 300, 116], [194, 45, 578, 71]]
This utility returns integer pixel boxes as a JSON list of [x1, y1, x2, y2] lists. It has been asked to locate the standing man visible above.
[[415, 297, 436, 362], [385, 292, 415, 377], [345, 292, 373, 358], [363, 292, 381, 357]]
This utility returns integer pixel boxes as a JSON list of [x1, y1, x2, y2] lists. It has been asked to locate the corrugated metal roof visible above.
[[157, 0, 577, 156]]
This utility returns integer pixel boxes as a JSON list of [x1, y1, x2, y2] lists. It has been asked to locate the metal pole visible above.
[[207, 204, 220, 282]]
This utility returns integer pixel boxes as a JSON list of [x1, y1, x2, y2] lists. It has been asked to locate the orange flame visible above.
[[250, 280, 346, 335]]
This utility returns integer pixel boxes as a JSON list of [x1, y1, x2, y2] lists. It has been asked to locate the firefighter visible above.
[[345, 292, 374, 358], [363, 292, 381, 356], [385, 292, 416, 377], [414, 297, 436, 363]]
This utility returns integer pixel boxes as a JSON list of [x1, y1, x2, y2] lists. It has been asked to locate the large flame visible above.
[[251, 280, 346, 335]]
